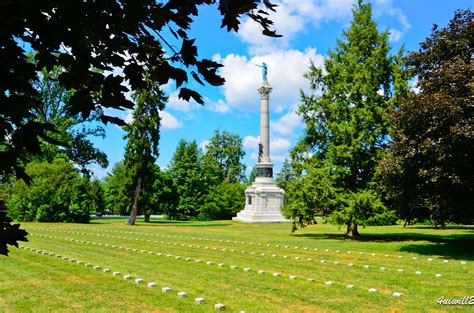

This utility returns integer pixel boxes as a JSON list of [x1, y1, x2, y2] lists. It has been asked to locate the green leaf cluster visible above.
[[285, 1, 405, 236], [380, 9, 474, 227], [168, 140, 206, 220], [199, 183, 246, 221], [167, 130, 247, 221], [202, 130, 246, 184], [7, 158, 98, 223]]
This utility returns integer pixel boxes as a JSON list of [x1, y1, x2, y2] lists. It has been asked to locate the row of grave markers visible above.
[[30, 231, 454, 279], [31, 227, 468, 267], [17, 246, 227, 311], [29, 232, 409, 298]]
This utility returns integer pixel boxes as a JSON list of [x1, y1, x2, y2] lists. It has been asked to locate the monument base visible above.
[[233, 173, 288, 223]]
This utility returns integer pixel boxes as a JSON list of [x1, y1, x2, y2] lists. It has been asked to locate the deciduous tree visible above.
[[380, 9, 474, 227], [8, 158, 93, 223], [202, 130, 246, 184]]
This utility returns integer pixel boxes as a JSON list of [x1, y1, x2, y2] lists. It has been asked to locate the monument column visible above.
[[259, 85, 272, 164], [233, 63, 288, 223]]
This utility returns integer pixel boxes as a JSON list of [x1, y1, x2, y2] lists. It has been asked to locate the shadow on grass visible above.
[[138, 221, 233, 227], [90, 218, 233, 227], [292, 231, 474, 260]]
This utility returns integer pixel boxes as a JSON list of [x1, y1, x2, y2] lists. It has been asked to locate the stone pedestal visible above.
[[233, 83, 288, 223], [233, 168, 287, 223]]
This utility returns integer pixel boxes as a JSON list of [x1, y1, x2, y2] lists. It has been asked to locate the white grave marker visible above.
[[195, 297, 205, 304], [214, 303, 226, 311]]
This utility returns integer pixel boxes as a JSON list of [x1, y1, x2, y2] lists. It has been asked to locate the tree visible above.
[[0, 0, 279, 254], [199, 182, 245, 220], [1, 0, 279, 182], [380, 9, 474, 227], [103, 161, 131, 216], [168, 140, 206, 220], [8, 157, 93, 223], [247, 167, 257, 185], [123, 83, 165, 225], [30, 57, 108, 176], [89, 179, 106, 216], [0, 202, 28, 256], [276, 159, 298, 191], [202, 130, 246, 184], [144, 166, 179, 222], [284, 1, 406, 236]]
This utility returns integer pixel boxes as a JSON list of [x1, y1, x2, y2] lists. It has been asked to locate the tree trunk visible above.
[[144, 214, 150, 222], [345, 221, 360, 238], [127, 176, 142, 225]]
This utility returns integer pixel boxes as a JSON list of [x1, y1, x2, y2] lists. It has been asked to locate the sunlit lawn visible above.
[[1, 219, 473, 312]]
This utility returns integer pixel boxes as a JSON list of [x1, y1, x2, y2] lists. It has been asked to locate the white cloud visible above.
[[244, 134, 291, 161], [409, 79, 420, 94], [119, 109, 182, 130], [199, 139, 210, 150], [243, 135, 259, 149], [217, 48, 324, 113], [206, 99, 231, 114], [239, 3, 305, 54], [374, 0, 411, 42], [238, 0, 355, 54], [124, 109, 134, 125], [271, 137, 291, 152], [166, 91, 202, 112], [271, 110, 302, 136], [161, 111, 183, 129]]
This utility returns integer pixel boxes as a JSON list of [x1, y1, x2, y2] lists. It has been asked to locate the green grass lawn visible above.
[[1, 219, 473, 312]]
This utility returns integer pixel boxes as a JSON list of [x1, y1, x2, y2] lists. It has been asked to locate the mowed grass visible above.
[[1, 219, 473, 312]]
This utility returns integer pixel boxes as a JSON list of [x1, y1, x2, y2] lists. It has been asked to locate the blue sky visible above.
[[90, 0, 472, 179]]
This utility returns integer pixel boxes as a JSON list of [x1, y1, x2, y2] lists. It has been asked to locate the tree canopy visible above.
[[283, 0, 405, 236], [168, 140, 206, 220], [29, 58, 109, 175], [202, 130, 246, 184], [1, 0, 279, 182], [8, 157, 95, 223], [380, 9, 474, 227], [123, 81, 165, 225], [0, 0, 279, 255]]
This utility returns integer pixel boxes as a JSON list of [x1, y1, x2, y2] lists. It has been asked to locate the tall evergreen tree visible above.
[[284, 0, 406, 236], [124, 83, 166, 225], [380, 9, 474, 227], [168, 140, 206, 220]]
